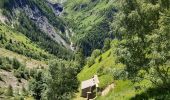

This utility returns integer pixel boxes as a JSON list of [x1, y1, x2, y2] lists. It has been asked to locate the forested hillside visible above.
[[0, 0, 77, 99], [0, 0, 170, 100], [0, 0, 74, 59], [63, 0, 116, 56]]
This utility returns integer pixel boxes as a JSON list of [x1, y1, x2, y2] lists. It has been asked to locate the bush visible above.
[[107, 51, 111, 57], [13, 58, 21, 69], [98, 56, 102, 63], [87, 57, 95, 67], [91, 49, 101, 58], [0, 57, 22, 71], [103, 38, 111, 52], [13, 96, 24, 100], [0, 88, 4, 95], [14, 69, 21, 78], [6, 85, 13, 96], [1, 64, 12, 71], [22, 86, 28, 96], [29, 68, 37, 78], [97, 67, 104, 76]]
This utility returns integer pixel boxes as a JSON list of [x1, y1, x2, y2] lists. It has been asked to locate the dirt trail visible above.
[[101, 83, 115, 96]]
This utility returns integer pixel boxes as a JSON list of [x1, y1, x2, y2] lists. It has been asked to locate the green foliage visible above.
[[98, 56, 102, 63], [0, 0, 74, 60], [0, 56, 30, 82], [131, 86, 170, 100], [29, 70, 47, 100], [13, 58, 21, 69], [110, 1, 170, 96], [13, 96, 24, 100], [103, 38, 111, 52], [22, 86, 28, 96], [0, 57, 14, 71], [16, 13, 73, 60], [64, 0, 116, 56], [91, 49, 101, 58], [86, 57, 95, 67], [0, 23, 51, 60], [75, 49, 85, 71], [0, 88, 4, 95], [77, 21, 111, 56], [14, 66, 30, 80], [29, 68, 37, 78], [6, 85, 13, 96], [47, 60, 79, 100], [78, 49, 121, 88]]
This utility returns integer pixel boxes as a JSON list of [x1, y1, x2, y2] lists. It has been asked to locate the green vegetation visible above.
[[78, 49, 124, 88], [0, 0, 74, 60], [0, 56, 30, 80], [6, 85, 13, 96], [115, 0, 170, 89], [29, 70, 46, 100], [0, 0, 170, 100], [0, 23, 52, 60], [16, 13, 73, 60], [47, 60, 79, 100], [29, 60, 79, 100], [64, 0, 116, 56]]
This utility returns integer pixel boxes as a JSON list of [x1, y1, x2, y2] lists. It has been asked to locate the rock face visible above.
[[2, 0, 72, 50], [24, 5, 70, 49]]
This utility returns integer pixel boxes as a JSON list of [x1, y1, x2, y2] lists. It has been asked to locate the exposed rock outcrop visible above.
[[24, 5, 71, 49], [2, 0, 72, 50]]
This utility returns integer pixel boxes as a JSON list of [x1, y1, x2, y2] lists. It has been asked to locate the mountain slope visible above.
[[63, 0, 117, 56], [0, 0, 74, 59], [77, 45, 153, 100], [0, 0, 75, 99]]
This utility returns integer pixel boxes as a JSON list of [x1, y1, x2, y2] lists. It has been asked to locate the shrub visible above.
[[22, 86, 28, 96], [13, 58, 21, 69], [13, 96, 24, 100], [6, 85, 13, 96], [1, 64, 12, 71], [98, 56, 102, 63], [97, 67, 104, 76], [0, 88, 4, 95], [103, 38, 111, 52], [107, 51, 111, 57], [14, 69, 21, 78], [91, 49, 101, 58], [0, 76, 3, 82], [87, 57, 95, 67], [29, 68, 37, 78]]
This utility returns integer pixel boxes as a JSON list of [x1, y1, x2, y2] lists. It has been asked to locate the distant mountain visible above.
[[63, 0, 117, 56], [0, 0, 74, 59]]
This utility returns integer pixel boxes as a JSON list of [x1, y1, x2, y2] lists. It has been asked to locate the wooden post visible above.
[[96, 84, 99, 97], [87, 92, 91, 100], [87, 86, 92, 100]]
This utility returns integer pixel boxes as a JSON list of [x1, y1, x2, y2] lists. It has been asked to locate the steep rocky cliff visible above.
[[1, 0, 72, 50]]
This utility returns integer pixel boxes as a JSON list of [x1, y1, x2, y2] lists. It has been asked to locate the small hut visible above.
[[81, 75, 99, 99]]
